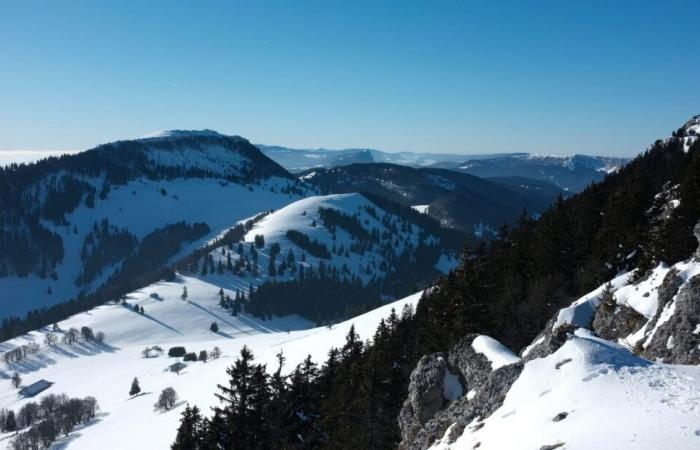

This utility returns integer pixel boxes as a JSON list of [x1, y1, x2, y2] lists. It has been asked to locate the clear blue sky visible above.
[[1, 0, 698, 156]]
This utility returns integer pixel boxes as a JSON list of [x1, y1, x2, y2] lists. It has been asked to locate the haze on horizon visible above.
[[1, 0, 698, 159]]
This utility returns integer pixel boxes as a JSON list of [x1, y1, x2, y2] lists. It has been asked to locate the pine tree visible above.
[[129, 377, 141, 396], [213, 346, 269, 447], [210, 322, 219, 333], [181, 286, 188, 301], [172, 405, 206, 450], [4, 410, 16, 432]]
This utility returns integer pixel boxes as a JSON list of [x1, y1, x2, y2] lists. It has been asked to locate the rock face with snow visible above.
[[406, 223, 700, 449], [398, 334, 522, 449], [642, 275, 700, 364], [591, 293, 645, 342]]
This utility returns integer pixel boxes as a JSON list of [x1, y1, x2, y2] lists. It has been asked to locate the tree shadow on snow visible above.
[[5, 340, 121, 375], [127, 391, 153, 401], [155, 400, 187, 414], [186, 300, 252, 334], [51, 412, 110, 450], [138, 312, 182, 335]]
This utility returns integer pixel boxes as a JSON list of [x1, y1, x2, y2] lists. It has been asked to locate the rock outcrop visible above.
[[521, 322, 579, 362], [642, 275, 700, 364], [398, 334, 522, 450], [592, 295, 645, 342]]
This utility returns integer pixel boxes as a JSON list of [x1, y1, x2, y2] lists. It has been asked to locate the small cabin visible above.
[[19, 379, 53, 397]]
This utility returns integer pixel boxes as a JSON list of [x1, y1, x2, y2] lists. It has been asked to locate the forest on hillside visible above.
[[173, 131, 700, 448]]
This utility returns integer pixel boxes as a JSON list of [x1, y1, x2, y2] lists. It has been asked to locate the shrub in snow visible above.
[[183, 352, 198, 362]]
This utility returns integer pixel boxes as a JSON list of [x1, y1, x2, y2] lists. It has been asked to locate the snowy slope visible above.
[[0, 273, 422, 450], [430, 257, 700, 450], [196, 193, 458, 294], [432, 329, 700, 450]]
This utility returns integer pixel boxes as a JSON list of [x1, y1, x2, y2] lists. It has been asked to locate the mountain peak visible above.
[[139, 129, 227, 140]]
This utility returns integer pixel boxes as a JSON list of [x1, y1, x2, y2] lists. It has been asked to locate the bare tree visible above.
[[80, 326, 94, 341], [11, 372, 21, 389], [154, 387, 178, 411], [210, 346, 221, 359], [62, 328, 80, 345], [44, 333, 58, 347]]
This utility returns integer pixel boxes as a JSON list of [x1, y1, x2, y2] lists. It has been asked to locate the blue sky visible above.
[[0, 0, 698, 156]]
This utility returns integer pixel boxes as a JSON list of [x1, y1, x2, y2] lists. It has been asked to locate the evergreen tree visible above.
[[171, 405, 206, 450], [129, 377, 141, 396], [210, 322, 219, 333]]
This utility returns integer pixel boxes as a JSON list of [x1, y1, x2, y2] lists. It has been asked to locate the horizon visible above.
[[2, 1, 699, 158], [0, 127, 633, 168]]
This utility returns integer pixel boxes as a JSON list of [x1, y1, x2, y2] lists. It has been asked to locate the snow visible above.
[[614, 264, 670, 319], [0, 275, 423, 450], [433, 330, 700, 450], [140, 129, 225, 139], [412, 204, 430, 214], [521, 335, 545, 358], [554, 271, 631, 329], [471, 335, 520, 370]]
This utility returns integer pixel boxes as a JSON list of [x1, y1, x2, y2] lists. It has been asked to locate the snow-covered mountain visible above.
[[0, 130, 308, 321], [181, 192, 460, 322]]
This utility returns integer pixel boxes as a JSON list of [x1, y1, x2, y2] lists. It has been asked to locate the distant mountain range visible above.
[[298, 163, 565, 235], [257, 144, 629, 192]]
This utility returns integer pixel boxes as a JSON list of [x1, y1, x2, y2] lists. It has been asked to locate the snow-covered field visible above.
[[0, 273, 422, 449]]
